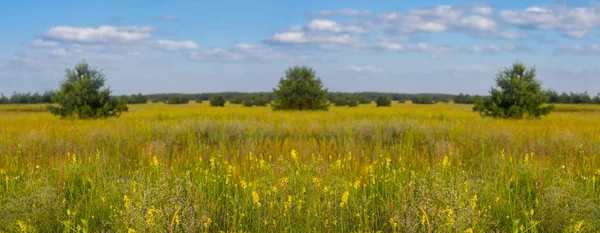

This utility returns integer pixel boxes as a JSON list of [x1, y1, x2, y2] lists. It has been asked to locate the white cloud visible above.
[[44, 25, 154, 43], [313, 9, 371, 17], [32, 39, 60, 47], [156, 40, 199, 51], [466, 44, 531, 54], [498, 30, 529, 40], [189, 43, 307, 62], [500, 5, 600, 38], [378, 4, 497, 37], [308, 19, 367, 33], [50, 48, 70, 57], [379, 42, 454, 53], [269, 31, 362, 45], [343, 66, 383, 73], [555, 44, 600, 55]]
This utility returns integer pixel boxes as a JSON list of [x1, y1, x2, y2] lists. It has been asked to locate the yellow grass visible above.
[[1, 102, 600, 232]]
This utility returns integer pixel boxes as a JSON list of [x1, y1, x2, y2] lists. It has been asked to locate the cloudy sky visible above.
[[1, 0, 600, 95]]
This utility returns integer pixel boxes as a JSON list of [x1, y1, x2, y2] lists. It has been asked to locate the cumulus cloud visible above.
[[50, 48, 70, 57], [555, 44, 600, 55], [155, 40, 199, 51], [500, 5, 600, 38], [266, 19, 368, 50], [312, 9, 371, 17], [32, 39, 60, 47], [189, 43, 308, 62], [465, 44, 531, 54], [308, 19, 367, 33], [342, 66, 383, 73], [498, 30, 530, 40], [378, 42, 454, 54], [43, 25, 154, 43], [378, 5, 497, 37]]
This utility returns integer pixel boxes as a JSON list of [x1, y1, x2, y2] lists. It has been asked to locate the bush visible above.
[[412, 96, 435, 104], [230, 97, 243, 105], [357, 96, 371, 104], [334, 98, 347, 106], [272, 66, 329, 111], [376, 95, 391, 107], [47, 61, 127, 119], [210, 95, 226, 107], [347, 98, 359, 107], [474, 62, 554, 119], [166, 95, 189, 104]]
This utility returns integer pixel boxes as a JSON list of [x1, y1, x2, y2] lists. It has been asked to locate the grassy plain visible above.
[[1, 102, 600, 232]]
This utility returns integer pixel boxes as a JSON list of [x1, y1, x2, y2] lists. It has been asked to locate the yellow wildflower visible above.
[[252, 191, 261, 207]]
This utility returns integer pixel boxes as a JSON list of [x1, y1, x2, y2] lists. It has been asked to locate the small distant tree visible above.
[[230, 97, 243, 105], [48, 61, 127, 119], [272, 66, 329, 111], [376, 95, 391, 107], [357, 96, 371, 104], [347, 98, 359, 107], [412, 95, 435, 104], [210, 95, 226, 107], [334, 98, 347, 106], [474, 62, 554, 119], [166, 95, 189, 104], [254, 98, 267, 106]]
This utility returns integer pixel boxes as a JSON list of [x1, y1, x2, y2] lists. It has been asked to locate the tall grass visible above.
[[1, 102, 599, 232]]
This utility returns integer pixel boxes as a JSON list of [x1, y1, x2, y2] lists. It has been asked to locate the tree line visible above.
[[4, 91, 599, 105]]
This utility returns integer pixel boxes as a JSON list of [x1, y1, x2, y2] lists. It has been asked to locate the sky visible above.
[[1, 0, 600, 95]]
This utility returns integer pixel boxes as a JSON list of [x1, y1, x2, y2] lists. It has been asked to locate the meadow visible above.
[[1, 102, 600, 232]]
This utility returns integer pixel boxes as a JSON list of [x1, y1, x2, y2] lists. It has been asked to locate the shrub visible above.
[[474, 62, 554, 119], [210, 95, 226, 107], [334, 98, 347, 106], [47, 61, 127, 119], [357, 96, 371, 104], [412, 96, 435, 104], [376, 95, 391, 107], [272, 66, 329, 111], [347, 98, 359, 107], [166, 95, 189, 104]]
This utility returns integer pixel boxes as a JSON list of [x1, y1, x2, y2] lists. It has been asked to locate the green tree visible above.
[[376, 95, 391, 107], [474, 62, 554, 119], [272, 66, 329, 111], [48, 61, 127, 119], [210, 95, 226, 107], [166, 95, 189, 104], [347, 97, 359, 107]]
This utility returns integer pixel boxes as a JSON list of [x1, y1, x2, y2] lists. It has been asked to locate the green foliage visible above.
[[47, 61, 127, 119], [412, 95, 435, 104], [166, 95, 189, 104], [122, 93, 147, 104], [272, 66, 329, 111], [357, 96, 371, 104], [376, 95, 391, 107], [230, 97, 243, 105], [210, 95, 226, 107], [333, 98, 347, 106], [474, 62, 554, 119], [347, 98, 359, 107]]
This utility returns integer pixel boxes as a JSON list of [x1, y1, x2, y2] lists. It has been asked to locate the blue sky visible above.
[[1, 0, 600, 95]]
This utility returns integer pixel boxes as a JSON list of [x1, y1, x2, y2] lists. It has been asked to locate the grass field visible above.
[[1, 102, 600, 232]]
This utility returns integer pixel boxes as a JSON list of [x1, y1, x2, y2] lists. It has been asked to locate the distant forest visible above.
[[2, 90, 600, 105]]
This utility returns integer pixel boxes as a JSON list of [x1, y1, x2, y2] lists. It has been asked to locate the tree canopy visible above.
[[48, 61, 127, 119], [271, 66, 329, 111], [474, 62, 554, 119]]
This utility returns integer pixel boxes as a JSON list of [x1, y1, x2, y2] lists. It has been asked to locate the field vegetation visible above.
[[1, 102, 600, 232]]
